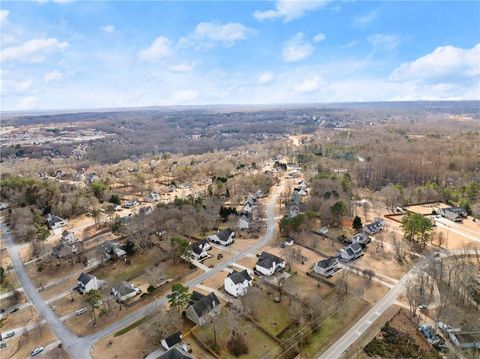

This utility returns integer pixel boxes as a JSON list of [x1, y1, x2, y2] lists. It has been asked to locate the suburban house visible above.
[[86, 173, 100, 183], [338, 243, 364, 261], [284, 238, 294, 246], [191, 239, 211, 261], [255, 189, 265, 198], [364, 218, 385, 235], [97, 241, 127, 261], [293, 187, 308, 196], [255, 252, 286, 276], [437, 207, 467, 222], [138, 206, 154, 216], [241, 202, 253, 216], [289, 206, 299, 218], [185, 291, 221, 326], [157, 347, 193, 359], [237, 215, 249, 230], [224, 269, 252, 297], [111, 281, 140, 302], [298, 179, 308, 189], [352, 232, 371, 247], [77, 273, 99, 294], [46, 213, 67, 229], [124, 200, 140, 209], [312, 257, 339, 277], [61, 230, 77, 244], [161, 331, 189, 352], [208, 228, 235, 246], [52, 242, 77, 259], [145, 191, 160, 202]]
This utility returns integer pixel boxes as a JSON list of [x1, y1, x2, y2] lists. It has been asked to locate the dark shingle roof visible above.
[[191, 292, 219, 318], [351, 243, 362, 252], [113, 281, 136, 296], [157, 348, 192, 359], [316, 257, 337, 268], [190, 291, 205, 303], [163, 331, 182, 348], [78, 273, 93, 285], [256, 252, 284, 269], [216, 228, 233, 242], [227, 270, 252, 285]]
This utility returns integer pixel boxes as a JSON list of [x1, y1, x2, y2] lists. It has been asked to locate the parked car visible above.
[[9, 307, 19, 314], [418, 304, 428, 310], [75, 308, 87, 316], [0, 342, 7, 349], [31, 347, 44, 356], [3, 330, 15, 338]]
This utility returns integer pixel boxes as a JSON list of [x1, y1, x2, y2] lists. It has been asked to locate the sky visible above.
[[0, 0, 479, 111]]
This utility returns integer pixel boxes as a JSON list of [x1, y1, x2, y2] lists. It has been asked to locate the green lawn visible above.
[[303, 296, 369, 357], [253, 292, 292, 337]]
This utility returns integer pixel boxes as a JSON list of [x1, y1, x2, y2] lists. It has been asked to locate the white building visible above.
[[191, 239, 211, 260], [46, 213, 67, 229], [77, 273, 99, 294], [145, 192, 160, 202], [111, 281, 140, 302], [312, 257, 338, 277], [255, 252, 286, 276], [208, 228, 235, 246], [224, 269, 252, 297], [338, 243, 363, 261]]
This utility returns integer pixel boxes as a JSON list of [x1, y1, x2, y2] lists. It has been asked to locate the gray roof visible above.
[[257, 251, 284, 269], [157, 348, 193, 359], [227, 270, 252, 285], [78, 273, 94, 286], [215, 228, 233, 242], [316, 257, 337, 268], [190, 292, 219, 318], [163, 331, 182, 348], [113, 281, 136, 296]]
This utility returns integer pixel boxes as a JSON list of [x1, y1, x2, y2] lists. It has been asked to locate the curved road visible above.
[[3, 181, 285, 359]]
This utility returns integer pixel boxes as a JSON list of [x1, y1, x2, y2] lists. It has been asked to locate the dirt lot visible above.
[[0, 305, 40, 332], [201, 270, 228, 290], [0, 325, 57, 359], [361, 308, 440, 359]]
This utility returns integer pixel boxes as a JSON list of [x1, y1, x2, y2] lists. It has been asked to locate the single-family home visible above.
[[255, 189, 265, 198], [208, 228, 235, 246], [237, 215, 249, 230], [255, 252, 286, 276], [161, 331, 189, 352], [52, 242, 76, 259], [191, 240, 211, 260], [97, 241, 127, 261], [61, 230, 77, 244], [312, 257, 339, 277], [124, 200, 140, 209], [364, 218, 384, 235], [185, 292, 221, 326], [338, 243, 364, 261], [86, 173, 100, 184], [77, 273, 99, 294], [224, 270, 252, 297], [111, 281, 140, 302], [46, 213, 67, 229], [289, 206, 299, 218], [284, 238, 294, 246], [157, 347, 193, 359], [351, 232, 371, 247], [298, 179, 308, 189], [145, 191, 160, 202], [241, 202, 253, 216], [138, 206, 154, 216], [293, 187, 308, 196]]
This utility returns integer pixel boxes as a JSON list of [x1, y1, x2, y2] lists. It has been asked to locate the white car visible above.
[[3, 330, 15, 338], [31, 347, 44, 356], [75, 308, 87, 316]]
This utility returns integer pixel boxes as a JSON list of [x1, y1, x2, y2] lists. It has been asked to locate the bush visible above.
[[147, 285, 155, 293]]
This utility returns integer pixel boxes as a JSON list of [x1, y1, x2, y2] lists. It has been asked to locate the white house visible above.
[[338, 243, 363, 261], [138, 206, 154, 216], [191, 239, 211, 260], [224, 269, 252, 297], [46, 213, 67, 229], [237, 215, 249, 230], [208, 228, 235, 246], [313, 257, 338, 277], [185, 292, 221, 326], [61, 230, 77, 244], [351, 232, 371, 247], [255, 252, 286, 276], [145, 192, 160, 202], [97, 241, 127, 261], [124, 200, 140, 209], [161, 331, 189, 352], [111, 281, 140, 302], [77, 273, 99, 294], [364, 218, 384, 235]]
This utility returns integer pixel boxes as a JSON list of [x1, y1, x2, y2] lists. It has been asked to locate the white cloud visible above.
[[0, 9, 9, 26], [0, 38, 69, 63], [169, 89, 198, 104], [390, 43, 480, 82], [16, 96, 40, 110], [138, 36, 172, 61], [368, 34, 399, 52], [353, 10, 378, 28], [293, 76, 324, 93], [1, 79, 33, 94], [313, 33, 326, 43], [43, 70, 63, 83], [99, 25, 115, 33], [282, 33, 314, 62], [258, 71, 274, 84], [253, 0, 329, 22], [179, 22, 256, 48], [167, 63, 194, 73], [341, 41, 357, 49]]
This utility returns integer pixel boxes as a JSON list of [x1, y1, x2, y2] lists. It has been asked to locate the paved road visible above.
[[2, 223, 82, 358], [318, 249, 479, 359]]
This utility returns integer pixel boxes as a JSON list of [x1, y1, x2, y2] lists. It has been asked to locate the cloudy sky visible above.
[[1, 0, 479, 111]]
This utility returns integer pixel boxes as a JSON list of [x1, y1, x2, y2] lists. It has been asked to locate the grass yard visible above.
[[302, 296, 370, 357], [251, 289, 292, 337], [194, 309, 280, 359]]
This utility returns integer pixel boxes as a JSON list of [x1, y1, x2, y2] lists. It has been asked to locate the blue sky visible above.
[[1, 0, 479, 110]]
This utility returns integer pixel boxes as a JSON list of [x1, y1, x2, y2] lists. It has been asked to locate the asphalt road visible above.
[[2, 181, 285, 359]]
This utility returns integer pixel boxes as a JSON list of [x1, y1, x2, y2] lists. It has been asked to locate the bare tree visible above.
[[145, 265, 165, 287]]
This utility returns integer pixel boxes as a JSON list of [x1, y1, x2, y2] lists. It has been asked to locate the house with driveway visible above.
[[46, 213, 67, 229], [255, 252, 286, 276], [351, 232, 371, 247], [111, 281, 140, 302], [191, 239, 211, 261], [208, 228, 235, 246], [185, 291, 221, 326], [224, 269, 252, 297], [77, 273, 99, 294], [338, 243, 364, 261], [312, 257, 339, 277]]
